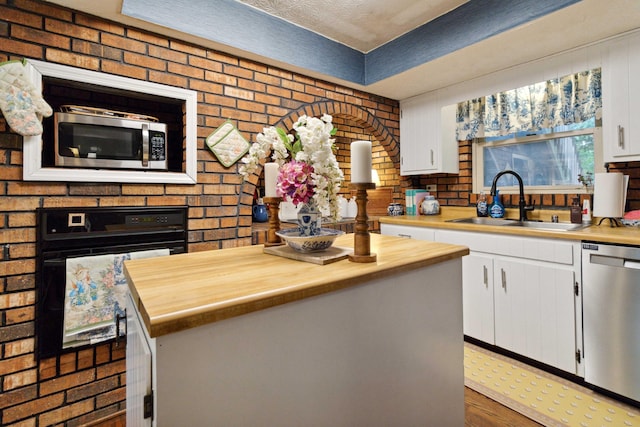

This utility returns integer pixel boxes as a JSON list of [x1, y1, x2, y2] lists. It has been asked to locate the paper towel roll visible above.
[[593, 172, 626, 218]]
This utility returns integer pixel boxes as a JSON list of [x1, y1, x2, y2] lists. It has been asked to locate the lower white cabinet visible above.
[[462, 253, 495, 344], [381, 224, 583, 375], [492, 257, 577, 373]]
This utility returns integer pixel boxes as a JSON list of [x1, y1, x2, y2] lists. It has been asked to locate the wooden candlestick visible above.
[[348, 183, 377, 263], [263, 196, 284, 247]]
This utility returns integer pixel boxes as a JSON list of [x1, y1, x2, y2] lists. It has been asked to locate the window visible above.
[[473, 119, 601, 194]]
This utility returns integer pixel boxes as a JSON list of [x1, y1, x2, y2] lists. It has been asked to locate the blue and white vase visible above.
[[297, 201, 321, 236]]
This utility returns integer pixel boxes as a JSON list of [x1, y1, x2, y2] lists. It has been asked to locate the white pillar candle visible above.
[[351, 140, 372, 183], [264, 162, 279, 197]]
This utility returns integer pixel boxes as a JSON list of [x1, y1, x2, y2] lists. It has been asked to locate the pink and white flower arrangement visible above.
[[239, 114, 344, 219]]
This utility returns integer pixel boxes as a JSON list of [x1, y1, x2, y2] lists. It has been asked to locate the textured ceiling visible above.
[[235, 0, 468, 52], [43, 0, 640, 99]]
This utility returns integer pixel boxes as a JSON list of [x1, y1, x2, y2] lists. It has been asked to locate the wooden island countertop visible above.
[[124, 233, 469, 338]]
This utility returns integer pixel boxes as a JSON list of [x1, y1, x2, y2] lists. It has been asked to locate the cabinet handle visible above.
[[430, 149, 434, 165], [398, 233, 412, 238], [483, 265, 488, 286], [501, 268, 506, 290], [618, 125, 625, 149]]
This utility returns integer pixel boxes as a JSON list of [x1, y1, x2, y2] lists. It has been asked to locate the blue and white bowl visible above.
[[276, 228, 344, 253]]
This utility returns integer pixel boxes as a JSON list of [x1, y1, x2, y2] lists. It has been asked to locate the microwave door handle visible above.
[[141, 123, 149, 166]]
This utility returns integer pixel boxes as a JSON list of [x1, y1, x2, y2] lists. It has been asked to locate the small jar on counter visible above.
[[420, 195, 440, 215], [387, 203, 404, 216]]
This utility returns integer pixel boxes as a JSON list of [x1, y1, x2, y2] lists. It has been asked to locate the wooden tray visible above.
[[263, 245, 352, 265]]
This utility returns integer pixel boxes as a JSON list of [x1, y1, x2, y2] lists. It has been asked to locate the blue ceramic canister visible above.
[[387, 203, 404, 216]]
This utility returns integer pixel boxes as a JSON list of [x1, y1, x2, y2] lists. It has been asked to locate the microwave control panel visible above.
[[150, 131, 166, 160]]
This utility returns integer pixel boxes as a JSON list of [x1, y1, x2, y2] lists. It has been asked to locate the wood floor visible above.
[[465, 387, 542, 427], [97, 388, 541, 426]]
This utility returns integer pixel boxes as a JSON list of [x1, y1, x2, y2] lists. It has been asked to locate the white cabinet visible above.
[[493, 257, 577, 373], [462, 253, 494, 343], [399, 93, 459, 175], [381, 224, 583, 375], [603, 31, 640, 162]]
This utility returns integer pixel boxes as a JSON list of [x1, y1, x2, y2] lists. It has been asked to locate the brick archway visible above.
[[274, 101, 399, 162]]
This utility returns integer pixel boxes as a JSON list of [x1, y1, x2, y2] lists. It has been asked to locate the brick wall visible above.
[[0, 1, 405, 425]]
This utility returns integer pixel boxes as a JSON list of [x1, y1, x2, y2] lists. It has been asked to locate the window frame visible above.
[[472, 125, 604, 195]]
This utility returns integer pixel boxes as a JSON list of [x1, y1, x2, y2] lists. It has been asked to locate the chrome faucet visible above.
[[489, 170, 535, 221]]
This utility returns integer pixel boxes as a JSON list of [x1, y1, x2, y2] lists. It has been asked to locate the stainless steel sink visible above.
[[446, 217, 518, 226], [510, 220, 589, 231], [447, 217, 589, 231]]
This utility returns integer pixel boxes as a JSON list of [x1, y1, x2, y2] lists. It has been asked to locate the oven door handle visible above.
[[141, 123, 149, 166], [115, 309, 127, 347]]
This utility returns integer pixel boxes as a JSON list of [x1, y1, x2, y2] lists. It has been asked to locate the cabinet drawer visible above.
[[380, 223, 435, 241]]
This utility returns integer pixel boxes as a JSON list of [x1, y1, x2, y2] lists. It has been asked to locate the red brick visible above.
[[0, 384, 37, 410], [4, 368, 37, 390], [5, 306, 34, 324], [76, 14, 125, 36], [101, 59, 147, 80], [148, 44, 187, 63], [10, 24, 70, 49], [4, 338, 35, 358], [1, 38, 43, 58], [45, 48, 100, 70], [45, 18, 100, 42], [100, 32, 146, 53], [0, 354, 36, 376], [148, 70, 188, 87], [40, 370, 95, 396], [124, 51, 166, 71], [0, 6, 42, 28], [127, 28, 169, 47], [37, 398, 94, 426]]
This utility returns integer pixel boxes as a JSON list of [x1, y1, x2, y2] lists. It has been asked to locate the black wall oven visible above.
[[36, 206, 188, 359]]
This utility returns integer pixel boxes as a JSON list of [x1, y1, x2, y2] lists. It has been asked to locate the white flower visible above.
[[239, 114, 344, 220]]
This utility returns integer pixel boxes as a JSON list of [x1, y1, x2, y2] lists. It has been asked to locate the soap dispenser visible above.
[[489, 190, 505, 218], [477, 192, 488, 217], [570, 198, 582, 224]]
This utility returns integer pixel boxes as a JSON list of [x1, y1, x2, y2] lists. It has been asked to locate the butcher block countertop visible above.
[[123, 233, 469, 338], [380, 207, 640, 245]]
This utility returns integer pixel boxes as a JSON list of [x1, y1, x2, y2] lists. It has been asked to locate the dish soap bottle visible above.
[[489, 190, 505, 218], [570, 198, 582, 224], [476, 192, 488, 217]]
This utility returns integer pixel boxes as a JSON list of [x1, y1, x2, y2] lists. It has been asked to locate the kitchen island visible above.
[[124, 233, 469, 427]]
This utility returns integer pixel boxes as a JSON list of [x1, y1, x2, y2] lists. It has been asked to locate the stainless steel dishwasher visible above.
[[582, 242, 640, 403]]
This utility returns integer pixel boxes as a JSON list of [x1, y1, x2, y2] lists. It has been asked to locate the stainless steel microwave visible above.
[[54, 106, 168, 170]]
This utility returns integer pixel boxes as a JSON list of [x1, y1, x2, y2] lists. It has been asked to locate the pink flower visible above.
[[276, 160, 315, 206]]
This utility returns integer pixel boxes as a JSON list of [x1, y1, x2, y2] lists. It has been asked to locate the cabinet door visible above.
[[400, 94, 438, 175], [462, 253, 495, 343], [493, 258, 576, 373], [604, 32, 640, 161]]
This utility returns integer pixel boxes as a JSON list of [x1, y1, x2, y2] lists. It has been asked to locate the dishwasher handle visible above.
[[589, 254, 640, 270], [623, 260, 640, 270]]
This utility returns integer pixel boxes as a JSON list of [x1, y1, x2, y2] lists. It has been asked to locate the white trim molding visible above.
[[23, 59, 198, 184]]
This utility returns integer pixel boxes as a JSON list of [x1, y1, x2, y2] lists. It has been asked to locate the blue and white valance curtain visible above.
[[456, 68, 602, 140]]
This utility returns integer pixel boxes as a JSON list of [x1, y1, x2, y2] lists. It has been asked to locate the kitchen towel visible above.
[[593, 172, 628, 218], [0, 59, 52, 136], [62, 248, 170, 348]]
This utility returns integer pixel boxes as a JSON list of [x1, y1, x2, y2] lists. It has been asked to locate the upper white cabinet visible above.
[[603, 31, 640, 162], [399, 92, 459, 175]]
